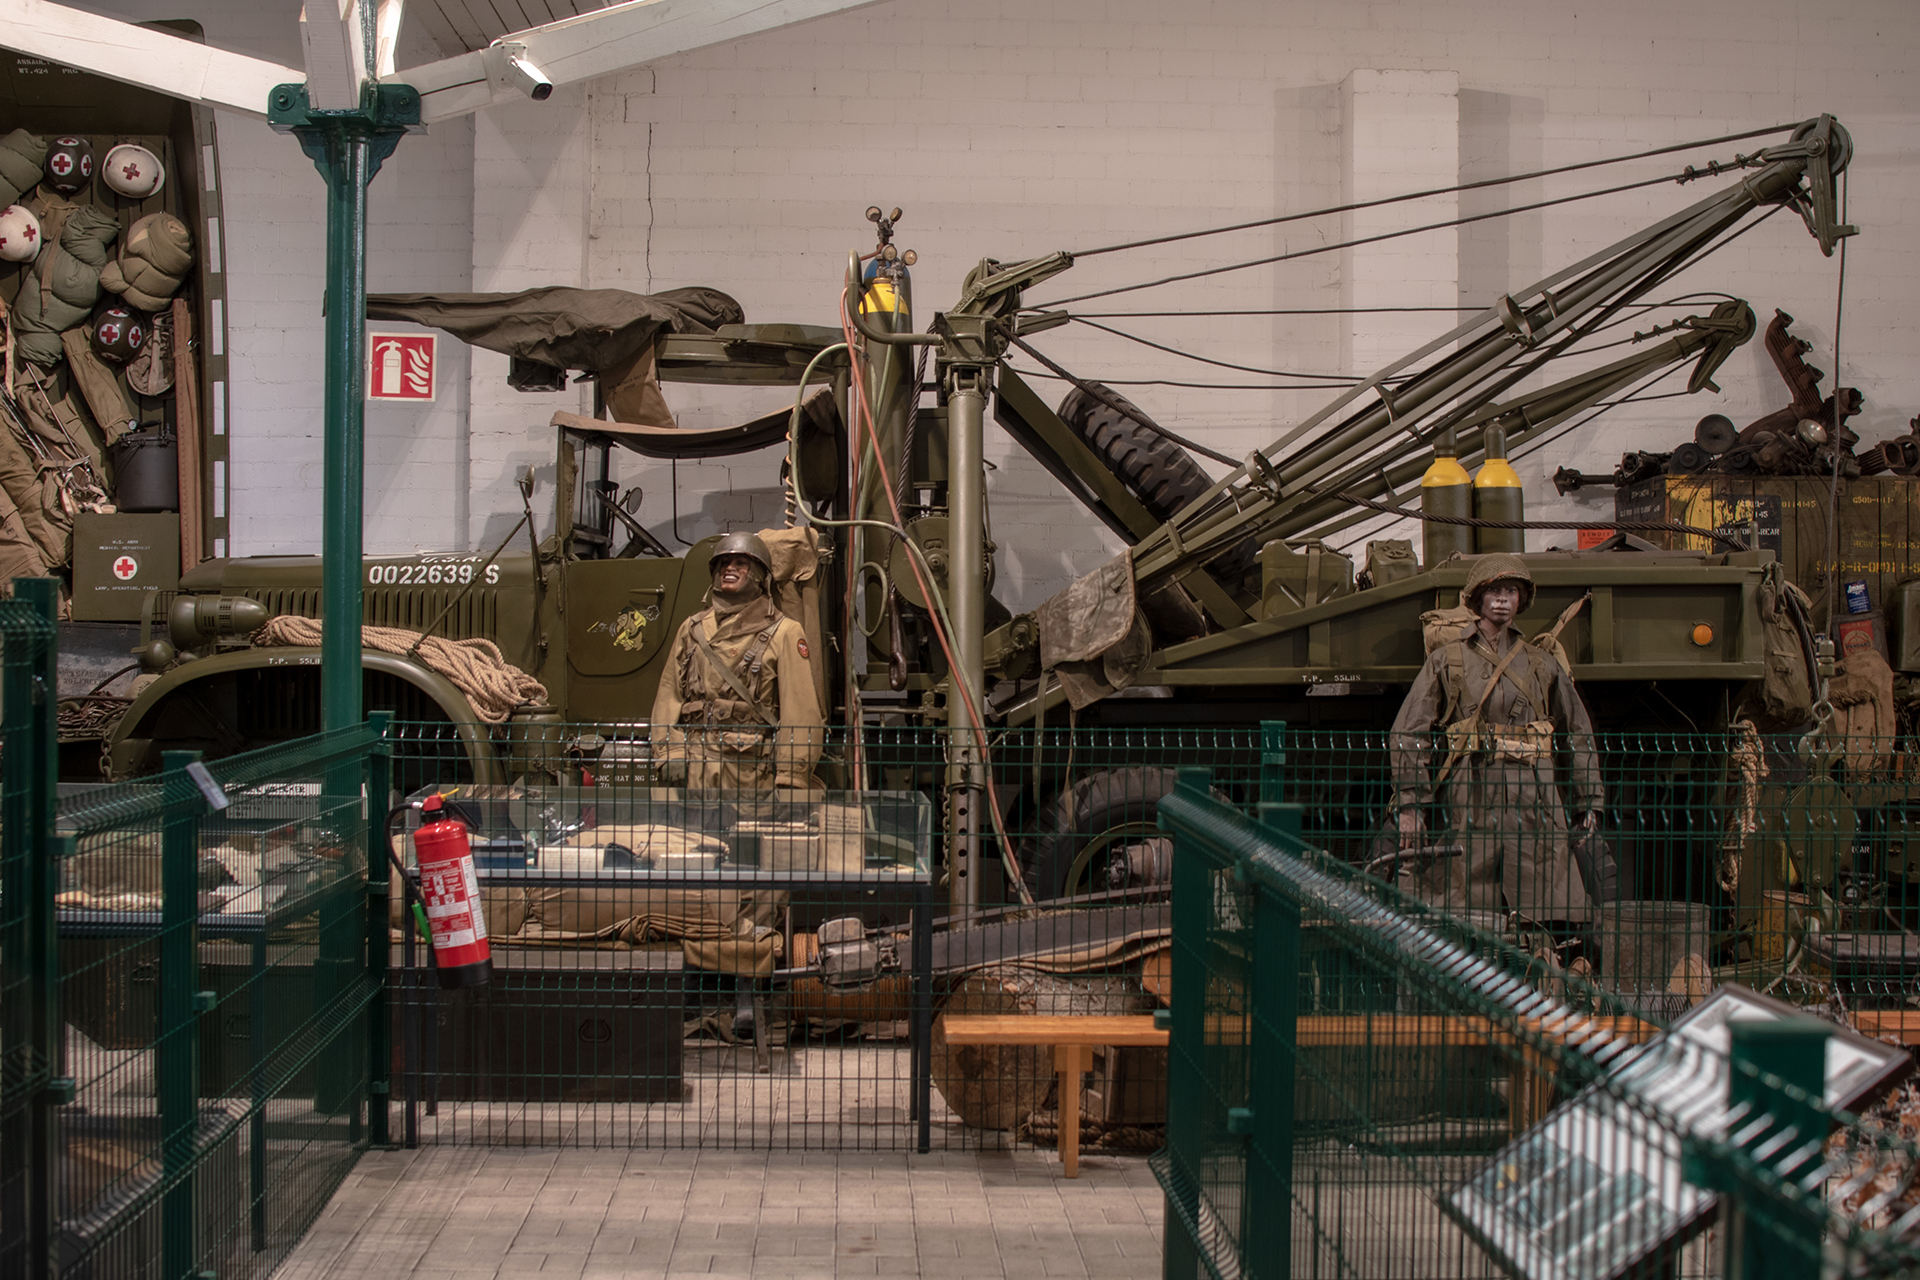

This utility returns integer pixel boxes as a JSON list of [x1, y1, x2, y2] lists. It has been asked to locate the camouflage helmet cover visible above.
[[709, 531, 773, 574], [1462, 553, 1534, 611]]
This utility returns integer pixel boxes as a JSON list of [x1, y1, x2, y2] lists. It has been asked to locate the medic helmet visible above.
[[42, 136, 93, 195], [0, 205, 41, 263], [102, 143, 164, 199], [91, 304, 147, 365]]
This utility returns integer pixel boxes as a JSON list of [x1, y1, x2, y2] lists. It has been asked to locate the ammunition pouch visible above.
[[1490, 719, 1554, 765], [1443, 716, 1484, 760], [677, 701, 774, 754]]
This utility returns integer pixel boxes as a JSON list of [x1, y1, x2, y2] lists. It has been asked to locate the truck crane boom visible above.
[[1126, 115, 1853, 598]]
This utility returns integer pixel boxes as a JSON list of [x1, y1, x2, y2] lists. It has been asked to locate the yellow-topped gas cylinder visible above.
[[1419, 429, 1474, 566], [1472, 427, 1525, 553]]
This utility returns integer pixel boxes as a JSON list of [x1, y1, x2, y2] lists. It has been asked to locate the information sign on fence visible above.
[[1448, 985, 1911, 1280]]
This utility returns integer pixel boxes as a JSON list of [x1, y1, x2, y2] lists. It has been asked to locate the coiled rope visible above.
[[252, 616, 548, 722]]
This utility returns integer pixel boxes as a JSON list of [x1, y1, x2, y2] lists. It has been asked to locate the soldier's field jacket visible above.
[[650, 593, 825, 788]]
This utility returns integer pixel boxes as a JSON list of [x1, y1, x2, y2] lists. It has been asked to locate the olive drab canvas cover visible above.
[[366, 286, 743, 428]]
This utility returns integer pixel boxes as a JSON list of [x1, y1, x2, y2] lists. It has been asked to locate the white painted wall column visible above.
[[1340, 69, 1460, 378]]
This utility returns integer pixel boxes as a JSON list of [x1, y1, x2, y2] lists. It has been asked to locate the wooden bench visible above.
[[941, 1012, 1657, 1177], [1850, 1010, 1920, 1045], [942, 1015, 1169, 1176]]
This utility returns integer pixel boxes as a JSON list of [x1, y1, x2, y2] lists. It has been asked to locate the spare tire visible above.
[[1057, 384, 1257, 586], [1021, 766, 1183, 900]]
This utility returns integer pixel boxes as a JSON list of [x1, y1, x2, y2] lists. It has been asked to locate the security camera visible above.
[[490, 42, 553, 100], [508, 54, 552, 100]]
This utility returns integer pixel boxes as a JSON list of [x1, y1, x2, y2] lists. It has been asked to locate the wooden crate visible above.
[[1617, 474, 1919, 628]]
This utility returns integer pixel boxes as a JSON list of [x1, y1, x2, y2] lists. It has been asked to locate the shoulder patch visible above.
[[797, 638, 809, 660]]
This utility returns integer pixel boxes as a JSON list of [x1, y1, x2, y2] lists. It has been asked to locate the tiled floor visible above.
[[277, 1146, 1166, 1279]]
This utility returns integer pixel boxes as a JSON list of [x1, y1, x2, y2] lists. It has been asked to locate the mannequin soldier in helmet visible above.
[[652, 532, 826, 790], [1389, 554, 1603, 924]]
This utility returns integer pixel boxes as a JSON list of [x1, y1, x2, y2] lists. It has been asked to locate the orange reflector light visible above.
[[1691, 623, 1714, 647]]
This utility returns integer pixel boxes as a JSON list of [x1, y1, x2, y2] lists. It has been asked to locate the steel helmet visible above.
[[1463, 553, 1534, 610], [42, 136, 93, 195], [102, 144, 164, 199], [709, 531, 773, 574], [91, 304, 147, 365], [0, 204, 41, 263]]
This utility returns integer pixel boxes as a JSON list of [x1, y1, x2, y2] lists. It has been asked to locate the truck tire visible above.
[[1021, 766, 1185, 900], [1057, 385, 1257, 586], [1058, 385, 1212, 522]]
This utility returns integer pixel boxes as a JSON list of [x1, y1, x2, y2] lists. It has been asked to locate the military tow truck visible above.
[[107, 116, 1862, 909]]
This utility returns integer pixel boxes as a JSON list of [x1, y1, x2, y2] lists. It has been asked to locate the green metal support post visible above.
[[1248, 798, 1303, 1279], [1721, 1020, 1831, 1280], [0, 579, 59, 1278], [366, 712, 395, 1147], [266, 83, 419, 740], [158, 749, 204, 1280], [1160, 768, 1212, 1280]]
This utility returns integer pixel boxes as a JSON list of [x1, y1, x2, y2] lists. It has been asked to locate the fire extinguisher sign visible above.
[[367, 332, 437, 401]]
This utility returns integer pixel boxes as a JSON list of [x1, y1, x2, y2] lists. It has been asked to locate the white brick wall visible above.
[[465, 84, 594, 550], [89, 0, 1920, 606], [574, 0, 1920, 607]]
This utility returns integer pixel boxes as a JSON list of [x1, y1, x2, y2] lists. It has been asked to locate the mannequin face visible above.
[[712, 554, 758, 595], [1477, 583, 1522, 631]]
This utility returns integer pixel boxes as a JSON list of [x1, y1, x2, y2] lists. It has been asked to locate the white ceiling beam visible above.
[[390, 0, 882, 124], [374, 0, 405, 77], [300, 0, 377, 109], [0, 0, 303, 119]]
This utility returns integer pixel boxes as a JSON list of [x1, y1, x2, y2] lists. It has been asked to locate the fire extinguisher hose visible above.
[[383, 803, 439, 971]]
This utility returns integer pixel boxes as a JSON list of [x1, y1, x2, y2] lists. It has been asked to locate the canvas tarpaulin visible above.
[[366, 285, 743, 428]]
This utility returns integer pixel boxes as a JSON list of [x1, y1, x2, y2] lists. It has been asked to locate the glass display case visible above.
[[57, 781, 364, 930], [399, 785, 932, 880]]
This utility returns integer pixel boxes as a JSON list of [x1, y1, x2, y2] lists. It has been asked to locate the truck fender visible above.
[[106, 647, 503, 784]]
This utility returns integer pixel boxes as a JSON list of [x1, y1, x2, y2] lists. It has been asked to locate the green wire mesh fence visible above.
[[352, 717, 1920, 1165], [3, 649, 393, 1280], [1154, 767, 1920, 1280]]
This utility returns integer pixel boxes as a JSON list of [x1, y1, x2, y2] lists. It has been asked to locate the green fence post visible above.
[[1259, 720, 1288, 808], [1722, 1020, 1830, 1280], [1160, 767, 1212, 1280], [1249, 794, 1301, 1277], [366, 712, 394, 1146], [158, 749, 206, 1280], [0, 578, 59, 1277]]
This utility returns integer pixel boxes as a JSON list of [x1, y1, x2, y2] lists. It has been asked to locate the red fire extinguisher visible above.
[[408, 794, 493, 989]]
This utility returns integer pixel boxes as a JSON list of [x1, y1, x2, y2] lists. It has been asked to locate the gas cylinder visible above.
[[1419, 428, 1473, 566], [1472, 427, 1525, 553], [409, 794, 493, 988]]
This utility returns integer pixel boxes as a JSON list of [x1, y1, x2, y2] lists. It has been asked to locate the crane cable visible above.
[[1068, 120, 1800, 258], [1039, 166, 1737, 308]]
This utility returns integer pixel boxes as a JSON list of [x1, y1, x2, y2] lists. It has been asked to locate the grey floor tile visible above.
[[279, 1147, 1165, 1278]]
